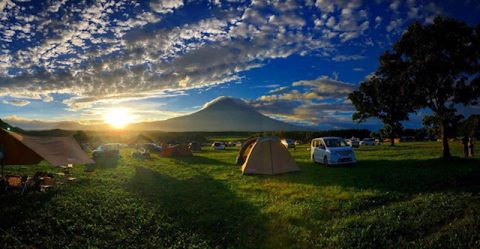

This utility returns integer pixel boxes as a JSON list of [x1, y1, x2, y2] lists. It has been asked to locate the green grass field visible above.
[[1, 142, 480, 248]]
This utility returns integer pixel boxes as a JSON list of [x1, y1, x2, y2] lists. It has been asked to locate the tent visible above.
[[160, 144, 193, 157], [188, 142, 202, 151], [235, 137, 258, 165], [129, 133, 155, 147], [241, 137, 299, 175], [0, 129, 94, 174]]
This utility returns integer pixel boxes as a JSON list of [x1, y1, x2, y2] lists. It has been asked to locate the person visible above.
[[462, 136, 469, 158], [469, 137, 475, 157]]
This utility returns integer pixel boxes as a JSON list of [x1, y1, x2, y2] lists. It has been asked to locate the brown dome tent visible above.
[[241, 137, 299, 175]]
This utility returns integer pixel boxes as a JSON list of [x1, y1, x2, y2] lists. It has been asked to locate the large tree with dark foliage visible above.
[[459, 114, 480, 138], [349, 52, 415, 146], [391, 16, 480, 158]]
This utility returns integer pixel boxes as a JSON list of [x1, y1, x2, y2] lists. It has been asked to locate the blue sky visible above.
[[0, 0, 479, 130]]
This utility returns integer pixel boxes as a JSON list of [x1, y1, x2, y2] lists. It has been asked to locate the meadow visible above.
[[1, 141, 479, 248]]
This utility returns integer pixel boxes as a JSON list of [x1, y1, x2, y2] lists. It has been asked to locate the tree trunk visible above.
[[441, 121, 451, 159], [390, 133, 395, 146]]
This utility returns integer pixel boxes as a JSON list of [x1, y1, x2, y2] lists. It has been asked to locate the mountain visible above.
[[2, 97, 310, 131], [130, 97, 307, 131]]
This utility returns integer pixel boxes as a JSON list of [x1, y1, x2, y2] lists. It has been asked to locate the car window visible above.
[[324, 139, 349, 147]]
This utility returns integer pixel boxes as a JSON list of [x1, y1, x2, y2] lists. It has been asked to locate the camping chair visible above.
[[4, 175, 27, 195], [40, 177, 56, 192]]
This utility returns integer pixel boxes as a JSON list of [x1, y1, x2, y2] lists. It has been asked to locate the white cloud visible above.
[[2, 99, 31, 106], [332, 54, 366, 62], [150, 0, 184, 14], [250, 76, 357, 126]]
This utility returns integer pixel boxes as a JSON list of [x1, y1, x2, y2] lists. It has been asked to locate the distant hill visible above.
[[129, 97, 308, 131], [0, 119, 25, 133]]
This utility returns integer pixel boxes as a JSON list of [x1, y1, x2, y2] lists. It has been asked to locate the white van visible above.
[[311, 137, 356, 166]]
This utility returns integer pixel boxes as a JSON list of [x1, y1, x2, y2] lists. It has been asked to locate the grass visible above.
[[1, 141, 480, 248]]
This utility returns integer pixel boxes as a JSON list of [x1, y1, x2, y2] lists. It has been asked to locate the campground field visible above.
[[1, 141, 480, 248]]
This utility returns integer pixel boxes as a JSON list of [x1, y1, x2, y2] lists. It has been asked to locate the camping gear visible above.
[[189, 142, 202, 151], [0, 129, 94, 167], [3, 175, 27, 194], [92, 143, 120, 160], [160, 145, 192, 157], [241, 137, 299, 175], [131, 150, 151, 159]]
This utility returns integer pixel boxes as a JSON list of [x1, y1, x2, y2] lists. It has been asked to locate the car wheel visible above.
[[323, 156, 329, 167]]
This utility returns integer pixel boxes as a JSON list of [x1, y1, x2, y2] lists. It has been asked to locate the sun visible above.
[[103, 108, 133, 129]]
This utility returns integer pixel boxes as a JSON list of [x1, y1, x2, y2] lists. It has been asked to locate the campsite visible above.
[[1, 131, 479, 248], [1, 1, 480, 248]]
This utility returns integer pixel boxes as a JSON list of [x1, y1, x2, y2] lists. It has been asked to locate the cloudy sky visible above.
[[0, 0, 479, 130]]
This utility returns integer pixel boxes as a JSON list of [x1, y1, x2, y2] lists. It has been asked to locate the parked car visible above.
[[346, 137, 360, 148], [140, 143, 162, 152], [360, 138, 375, 146], [92, 143, 120, 159], [281, 139, 296, 150], [311, 137, 356, 166], [211, 142, 226, 150]]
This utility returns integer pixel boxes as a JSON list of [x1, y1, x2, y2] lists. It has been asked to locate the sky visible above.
[[0, 0, 479, 130]]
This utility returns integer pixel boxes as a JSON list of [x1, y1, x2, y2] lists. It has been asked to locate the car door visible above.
[[314, 140, 326, 160], [312, 141, 322, 162]]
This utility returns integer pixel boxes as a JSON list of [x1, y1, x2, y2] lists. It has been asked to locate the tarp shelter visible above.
[[161, 144, 193, 157], [241, 137, 299, 175], [0, 129, 94, 174], [188, 142, 202, 151]]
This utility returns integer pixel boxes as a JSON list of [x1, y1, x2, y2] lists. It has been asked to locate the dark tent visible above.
[[189, 141, 202, 151]]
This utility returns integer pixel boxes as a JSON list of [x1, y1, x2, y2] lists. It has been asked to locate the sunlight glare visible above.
[[103, 108, 133, 129]]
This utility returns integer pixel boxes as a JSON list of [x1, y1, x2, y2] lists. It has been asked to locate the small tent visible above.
[[160, 144, 193, 157], [0, 129, 94, 168], [129, 133, 155, 147], [189, 142, 202, 151], [241, 137, 299, 175]]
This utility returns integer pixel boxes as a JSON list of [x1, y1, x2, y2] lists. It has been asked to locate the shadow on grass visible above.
[[169, 154, 234, 166], [0, 191, 56, 248], [125, 166, 266, 248], [90, 156, 120, 169], [275, 157, 480, 194]]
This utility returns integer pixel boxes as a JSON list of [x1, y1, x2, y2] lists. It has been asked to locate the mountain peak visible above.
[[202, 96, 249, 109], [141, 96, 305, 131]]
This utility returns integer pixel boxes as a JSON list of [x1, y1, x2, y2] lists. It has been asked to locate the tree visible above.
[[349, 52, 415, 146], [390, 16, 480, 158], [458, 114, 480, 138], [73, 130, 89, 144]]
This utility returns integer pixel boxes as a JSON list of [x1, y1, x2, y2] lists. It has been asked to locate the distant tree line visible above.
[[349, 16, 480, 158]]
